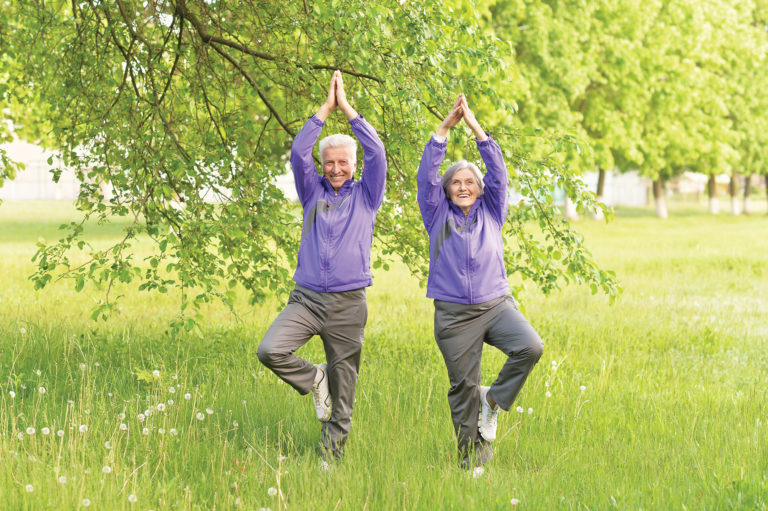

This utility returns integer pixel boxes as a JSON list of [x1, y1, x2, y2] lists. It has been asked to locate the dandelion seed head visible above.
[[545, 391, 552, 398], [128, 493, 137, 503], [157, 403, 166, 412], [102, 465, 112, 474], [26, 427, 35, 435], [206, 408, 214, 415], [35, 369, 42, 376], [25, 484, 33, 492], [472, 466, 485, 478], [120, 423, 128, 431], [8, 390, 15, 398], [196, 412, 205, 421], [528, 407, 533, 414], [17, 432, 23, 440], [58, 475, 66, 484], [167, 399, 174, 405], [580, 385, 586, 392], [516, 406, 524, 413], [38, 386, 46, 394], [184, 393, 192, 400], [57, 429, 64, 437], [41, 427, 50, 435], [142, 427, 149, 436], [267, 487, 278, 497], [119, 413, 126, 420], [152, 370, 160, 378], [105, 441, 111, 449], [82, 498, 91, 507], [20, 327, 27, 334], [79, 424, 88, 433], [158, 428, 165, 435], [79, 363, 87, 371], [169, 428, 178, 436], [137, 413, 145, 422], [511, 497, 520, 506], [169, 386, 176, 394]]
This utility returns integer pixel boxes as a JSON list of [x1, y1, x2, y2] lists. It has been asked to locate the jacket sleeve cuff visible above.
[[309, 115, 325, 127]]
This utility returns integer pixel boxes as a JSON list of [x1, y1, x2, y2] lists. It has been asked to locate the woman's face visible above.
[[447, 168, 480, 213]]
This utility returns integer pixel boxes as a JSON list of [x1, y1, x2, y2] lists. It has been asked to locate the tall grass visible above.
[[1, 201, 767, 509]]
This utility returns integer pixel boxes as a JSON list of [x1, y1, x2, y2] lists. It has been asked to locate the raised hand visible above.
[[459, 95, 487, 141], [317, 72, 339, 121], [335, 70, 358, 120], [436, 95, 464, 138]]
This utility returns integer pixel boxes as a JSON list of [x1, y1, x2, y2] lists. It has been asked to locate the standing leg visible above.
[[317, 289, 367, 458], [433, 308, 487, 466], [483, 297, 544, 411], [257, 290, 324, 394]]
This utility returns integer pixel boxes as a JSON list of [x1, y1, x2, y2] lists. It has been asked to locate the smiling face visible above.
[[447, 167, 480, 214], [322, 146, 357, 192]]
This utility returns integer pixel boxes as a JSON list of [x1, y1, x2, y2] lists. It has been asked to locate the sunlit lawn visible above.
[[1, 200, 767, 510]]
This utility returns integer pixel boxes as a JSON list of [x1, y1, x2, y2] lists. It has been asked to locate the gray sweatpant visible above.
[[257, 285, 367, 456], [434, 295, 543, 460]]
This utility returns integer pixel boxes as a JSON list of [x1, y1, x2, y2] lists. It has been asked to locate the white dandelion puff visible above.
[[142, 427, 149, 436], [119, 423, 128, 431], [511, 497, 521, 506], [158, 428, 165, 435], [82, 498, 91, 507], [41, 427, 50, 435], [157, 403, 166, 412], [105, 441, 112, 449], [25, 484, 33, 492], [128, 494, 137, 503], [169, 386, 176, 394], [9, 390, 15, 398], [545, 391, 552, 398], [137, 413, 145, 422], [79, 424, 88, 433], [167, 399, 174, 406], [38, 386, 46, 394], [20, 327, 27, 335], [528, 407, 533, 414], [267, 487, 278, 497], [169, 428, 178, 436], [79, 363, 87, 371], [516, 406, 524, 413], [152, 370, 160, 378], [184, 393, 192, 400], [580, 385, 586, 392], [472, 466, 485, 478], [119, 413, 126, 420], [196, 412, 205, 421], [26, 427, 35, 435], [102, 465, 112, 474], [206, 408, 214, 415], [58, 475, 67, 484], [57, 430, 64, 437], [17, 432, 23, 440]]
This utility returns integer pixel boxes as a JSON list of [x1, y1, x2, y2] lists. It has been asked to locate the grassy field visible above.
[[1, 200, 767, 510]]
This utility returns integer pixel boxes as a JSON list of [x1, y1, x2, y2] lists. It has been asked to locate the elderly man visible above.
[[257, 70, 386, 462]]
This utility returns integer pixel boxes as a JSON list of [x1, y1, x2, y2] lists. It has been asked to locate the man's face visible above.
[[447, 167, 480, 212], [322, 146, 357, 192]]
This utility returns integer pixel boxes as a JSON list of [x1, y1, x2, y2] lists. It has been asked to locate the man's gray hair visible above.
[[319, 134, 357, 162], [441, 160, 485, 196]]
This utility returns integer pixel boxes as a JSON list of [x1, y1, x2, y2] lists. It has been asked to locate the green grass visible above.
[[1, 200, 767, 510]]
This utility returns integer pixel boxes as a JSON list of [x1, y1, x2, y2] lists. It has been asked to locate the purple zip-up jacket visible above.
[[290, 114, 387, 293], [417, 136, 510, 304]]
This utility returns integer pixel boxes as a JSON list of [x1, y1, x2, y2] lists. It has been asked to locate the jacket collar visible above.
[[448, 198, 481, 220], [321, 176, 354, 195]]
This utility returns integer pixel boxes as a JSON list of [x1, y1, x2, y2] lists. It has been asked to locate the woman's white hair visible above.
[[319, 134, 357, 162], [441, 160, 485, 196]]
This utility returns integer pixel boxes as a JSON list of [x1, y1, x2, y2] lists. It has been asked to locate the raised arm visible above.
[[417, 96, 463, 231], [461, 97, 507, 223], [290, 73, 338, 207], [336, 72, 386, 208]]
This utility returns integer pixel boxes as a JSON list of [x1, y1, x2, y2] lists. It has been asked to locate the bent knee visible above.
[[526, 335, 544, 364], [257, 342, 280, 367]]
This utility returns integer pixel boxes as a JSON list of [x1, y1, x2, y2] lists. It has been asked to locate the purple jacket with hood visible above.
[[290, 115, 387, 293], [417, 136, 510, 304]]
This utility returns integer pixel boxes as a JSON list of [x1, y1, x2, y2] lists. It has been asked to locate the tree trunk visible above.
[[594, 167, 606, 220], [707, 174, 719, 214], [743, 174, 752, 215], [765, 174, 768, 215], [653, 178, 667, 219], [564, 196, 579, 220], [729, 174, 740, 215]]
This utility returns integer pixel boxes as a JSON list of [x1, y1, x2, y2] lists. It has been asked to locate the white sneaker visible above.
[[312, 363, 331, 422], [478, 386, 499, 442]]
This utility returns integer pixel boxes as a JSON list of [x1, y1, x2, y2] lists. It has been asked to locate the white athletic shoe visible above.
[[312, 363, 332, 422], [478, 386, 499, 442]]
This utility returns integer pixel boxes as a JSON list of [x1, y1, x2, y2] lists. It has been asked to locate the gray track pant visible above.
[[434, 295, 543, 458], [257, 285, 367, 455]]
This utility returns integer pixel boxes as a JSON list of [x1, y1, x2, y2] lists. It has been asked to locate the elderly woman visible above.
[[417, 94, 544, 468]]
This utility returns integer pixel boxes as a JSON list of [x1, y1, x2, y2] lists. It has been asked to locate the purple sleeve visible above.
[[417, 137, 448, 232], [350, 116, 387, 209], [478, 136, 509, 224], [290, 116, 324, 208]]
